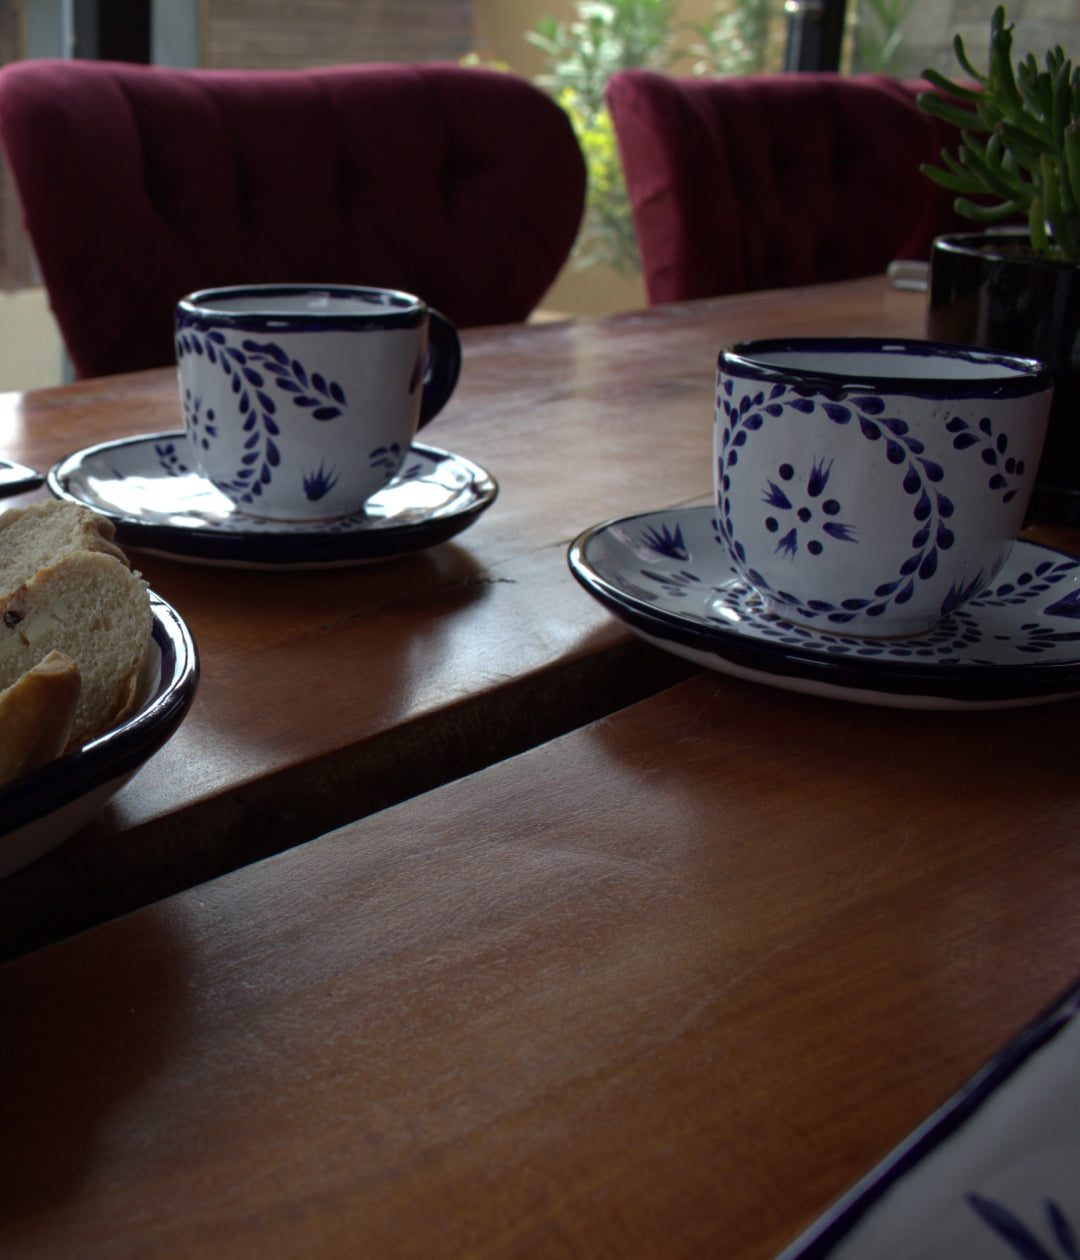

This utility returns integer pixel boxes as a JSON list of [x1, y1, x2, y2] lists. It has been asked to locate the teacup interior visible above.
[[192, 289, 414, 316], [746, 344, 1032, 381]]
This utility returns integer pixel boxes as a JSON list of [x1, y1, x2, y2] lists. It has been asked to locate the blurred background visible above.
[[0, 0, 1076, 390]]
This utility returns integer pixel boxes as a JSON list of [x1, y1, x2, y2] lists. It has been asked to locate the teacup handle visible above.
[[417, 309, 462, 429]]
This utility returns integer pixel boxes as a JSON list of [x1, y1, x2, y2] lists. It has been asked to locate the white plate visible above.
[[775, 979, 1080, 1260], [0, 594, 199, 878], [0, 456, 44, 498], [48, 432, 498, 569], [568, 506, 1080, 710]]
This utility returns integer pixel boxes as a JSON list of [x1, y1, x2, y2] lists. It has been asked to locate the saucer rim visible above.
[[773, 973, 1080, 1259], [0, 592, 199, 851], [568, 506, 1080, 707], [0, 457, 45, 498], [48, 432, 498, 568]]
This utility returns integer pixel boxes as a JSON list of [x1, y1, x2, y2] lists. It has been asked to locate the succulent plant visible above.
[[917, 6, 1080, 263]]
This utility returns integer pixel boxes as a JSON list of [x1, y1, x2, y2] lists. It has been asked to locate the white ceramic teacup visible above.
[[714, 338, 1053, 637], [175, 284, 462, 521]]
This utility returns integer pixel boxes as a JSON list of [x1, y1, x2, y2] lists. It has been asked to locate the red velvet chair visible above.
[[0, 59, 586, 378], [604, 69, 972, 305]]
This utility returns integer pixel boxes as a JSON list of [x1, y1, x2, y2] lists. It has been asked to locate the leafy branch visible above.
[[526, 0, 784, 276], [917, 5, 1080, 262]]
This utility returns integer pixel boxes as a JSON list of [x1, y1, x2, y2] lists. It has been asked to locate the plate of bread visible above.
[[0, 500, 198, 878]]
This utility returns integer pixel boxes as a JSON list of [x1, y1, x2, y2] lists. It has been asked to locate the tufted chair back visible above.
[[604, 69, 972, 306], [0, 58, 586, 379]]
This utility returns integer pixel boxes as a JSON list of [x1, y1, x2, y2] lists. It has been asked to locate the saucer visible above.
[[48, 432, 498, 569], [776, 977, 1080, 1260], [568, 506, 1080, 709], [0, 456, 44, 498]]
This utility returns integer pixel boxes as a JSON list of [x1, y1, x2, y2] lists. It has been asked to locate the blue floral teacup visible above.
[[175, 284, 461, 521], [715, 338, 1053, 637]]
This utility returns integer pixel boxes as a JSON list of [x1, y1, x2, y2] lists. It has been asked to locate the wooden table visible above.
[[3, 665, 1080, 1256], [3, 276, 1080, 1256], [0, 276, 933, 959]]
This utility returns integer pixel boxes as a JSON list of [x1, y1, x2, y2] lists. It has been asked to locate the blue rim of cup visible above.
[[718, 336, 1054, 400], [176, 284, 428, 334]]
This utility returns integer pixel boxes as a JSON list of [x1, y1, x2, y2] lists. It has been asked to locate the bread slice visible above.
[[0, 551, 152, 751], [0, 650, 81, 786], [0, 499, 128, 595]]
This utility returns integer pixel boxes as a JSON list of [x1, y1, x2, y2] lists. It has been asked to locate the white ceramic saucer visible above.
[[568, 505, 1080, 710], [775, 977, 1080, 1260], [0, 456, 44, 498], [48, 432, 497, 569]]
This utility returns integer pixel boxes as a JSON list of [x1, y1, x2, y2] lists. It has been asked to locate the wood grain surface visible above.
[[2, 668, 1079, 1257], [0, 278, 929, 957]]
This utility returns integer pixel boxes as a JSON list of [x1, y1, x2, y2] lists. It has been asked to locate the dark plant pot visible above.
[[927, 230, 1080, 525]]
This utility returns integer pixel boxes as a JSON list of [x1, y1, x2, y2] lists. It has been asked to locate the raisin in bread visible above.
[[0, 650, 81, 785], [0, 550, 152, 751], [0, 499, 128, 594]]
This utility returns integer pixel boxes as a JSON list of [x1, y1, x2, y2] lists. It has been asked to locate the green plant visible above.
[[850, 0, 915, 75], [528, 0, 681, 116], [917, 5, 1080, 263], [686, 0, 780, 78], [527, 0, 783, 275], [526, 0, 680, 274], [554, 89, 642, 274]]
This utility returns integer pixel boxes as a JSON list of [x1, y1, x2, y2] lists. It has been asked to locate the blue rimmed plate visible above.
[[0, 456, 43, 498], [774, 978, 1080, 1259], [0, 593, 199, 878], [568, 505, 1080, 710], [48, 432, 497, 569]]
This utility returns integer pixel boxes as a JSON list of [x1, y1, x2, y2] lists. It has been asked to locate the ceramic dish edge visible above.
[[568, 507, 1080, 709], [0, 593, 199, 877], [0, 457, 44, 498], [47, 434, 498, 569], [771, 975, 1080, 1259], [627, 626, 1078, 711]]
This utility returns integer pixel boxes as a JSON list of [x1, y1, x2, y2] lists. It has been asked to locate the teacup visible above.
[[175, 284, 462, 521], [714, 337, 1053, 637]]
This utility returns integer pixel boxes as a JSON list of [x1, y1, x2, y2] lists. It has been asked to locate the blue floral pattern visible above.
[[569, 506, 1080, 707], [154, 440, 190, 478], [760, 456, 856, 559], [714, 377, 1033, 629], [175, 331, 400, 509], [49, 432, 497, 570], [968, 1193, 1079, 1259]]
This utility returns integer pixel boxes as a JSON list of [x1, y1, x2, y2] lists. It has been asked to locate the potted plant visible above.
[[917, 7, 1080, 524]]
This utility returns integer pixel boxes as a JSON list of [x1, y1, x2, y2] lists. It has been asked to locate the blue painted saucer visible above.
[[775, 977, 1080, 1259], [48, 432, 497, 569], [568, 505, 1080, 710]]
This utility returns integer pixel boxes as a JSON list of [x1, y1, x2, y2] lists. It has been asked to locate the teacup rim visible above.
[[176, 283, 429, 333], [718, 336, 1053, 400]]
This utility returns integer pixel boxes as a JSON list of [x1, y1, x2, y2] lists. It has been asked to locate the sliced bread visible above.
[[0, 551, 152, 751], [0, 499, 128, 595], [0, 650, 81, 785]]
